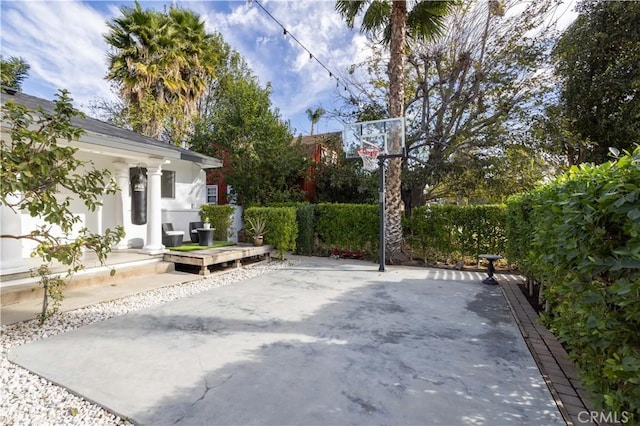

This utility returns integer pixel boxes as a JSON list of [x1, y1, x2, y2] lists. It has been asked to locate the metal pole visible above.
[[378, 157, 385, 272]]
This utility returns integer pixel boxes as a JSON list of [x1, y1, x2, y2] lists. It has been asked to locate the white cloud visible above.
[[1, 1, 117, 110], [241, 1, 373, 131], [0, 0, 374, 133]]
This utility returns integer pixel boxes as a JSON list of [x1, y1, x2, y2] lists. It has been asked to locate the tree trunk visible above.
[[385, 0, 408, 263], [401, 181, 427, 219]]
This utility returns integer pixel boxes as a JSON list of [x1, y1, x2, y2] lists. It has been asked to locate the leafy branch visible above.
[[1, 89, 125, 323]]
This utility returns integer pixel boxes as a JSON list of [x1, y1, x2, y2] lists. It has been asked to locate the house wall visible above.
[[161, 162, 206, 210], [1, 92, 222, 273], [16, 151, 110, 258], [2, 151, 212, 261], [161, 161, 208, 242]]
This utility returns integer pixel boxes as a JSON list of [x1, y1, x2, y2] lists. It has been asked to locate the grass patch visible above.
[[168, 241, 236, 252]]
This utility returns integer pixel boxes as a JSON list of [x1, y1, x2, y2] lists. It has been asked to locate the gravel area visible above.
[[0, 260, 295, 425]]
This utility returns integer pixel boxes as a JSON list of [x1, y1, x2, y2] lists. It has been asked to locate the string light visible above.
[[252, 0, 344, 90]]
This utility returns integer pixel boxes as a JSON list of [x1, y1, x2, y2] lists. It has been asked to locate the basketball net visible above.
[[357, 146, 381, 172]]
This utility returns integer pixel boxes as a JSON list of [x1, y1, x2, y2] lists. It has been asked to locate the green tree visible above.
[[0, 56, 30, 90], [0, 90, 125, 323], [192, 49, 308, 206], [554, 0, 640, 164], [438, 145, 549, 204], [305, 107, 326, 135], [340, 0, 560, 214], [104, 2, 221, 145], [314, 159, 378, 204], [336, 0, 452, 262]]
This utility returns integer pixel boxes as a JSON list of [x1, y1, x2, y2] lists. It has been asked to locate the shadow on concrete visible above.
[[9, 261, 562, 425]]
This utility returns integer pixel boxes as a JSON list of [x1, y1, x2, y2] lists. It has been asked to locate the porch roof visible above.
[[1, 91, 222, 169]]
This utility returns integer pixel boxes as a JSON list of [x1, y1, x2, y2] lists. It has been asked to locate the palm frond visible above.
[[335, 0, 369, 28], [407, 1, 454, 42]]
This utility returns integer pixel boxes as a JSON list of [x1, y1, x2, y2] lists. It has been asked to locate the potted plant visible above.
[[246, 217, 267, 246], [203, 217, 211, 229]]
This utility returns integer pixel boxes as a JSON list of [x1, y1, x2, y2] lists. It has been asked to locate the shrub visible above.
[[315, 203, 378, 257], [505, 147, 640, 419], [295, 204, 315, 256], [244, 206, 297, 259], [505, 193, 536, 274], [406, 205, 506, 264], [200, 205, 235, 241]]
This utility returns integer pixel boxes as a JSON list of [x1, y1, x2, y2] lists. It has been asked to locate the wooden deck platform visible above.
[[163, 244, 274, 275]]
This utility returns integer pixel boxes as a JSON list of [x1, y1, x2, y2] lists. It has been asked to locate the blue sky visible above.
[[1, 0, 372, 135], [1, 1, 577, 138]]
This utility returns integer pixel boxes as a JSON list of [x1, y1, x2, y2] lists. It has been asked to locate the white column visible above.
[[113, 162, 131, 250], [142, 162, 165, 254], [96, 203, 103, 236], [0, 193, 25, 271]]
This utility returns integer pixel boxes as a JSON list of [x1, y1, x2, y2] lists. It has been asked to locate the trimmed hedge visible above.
[[505, 193, 536, 277], [244, 206, 297, 259], [405, 205, 506, 264], [505, 148, 640, 420], [200, 205, 235, 241], [295, 204, 315, 256], [306, 203, 507, 263], [315, 203, 379, 257]]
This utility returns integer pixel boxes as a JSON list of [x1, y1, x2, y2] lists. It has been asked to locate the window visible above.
[[206, 185, 218, 204], [161, 170, 175, 199]]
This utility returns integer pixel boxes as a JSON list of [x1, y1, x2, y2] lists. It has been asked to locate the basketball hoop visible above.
[[357, 146, 381, 172]]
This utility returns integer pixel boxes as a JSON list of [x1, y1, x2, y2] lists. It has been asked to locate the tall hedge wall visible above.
[[295, 204, 315, 256], [405, 205, 506, 264], [505, 148, 640, 420], [315, 203, 379, 256]]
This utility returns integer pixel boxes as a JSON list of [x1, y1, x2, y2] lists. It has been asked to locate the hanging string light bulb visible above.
[[252, 0, 344, 89]]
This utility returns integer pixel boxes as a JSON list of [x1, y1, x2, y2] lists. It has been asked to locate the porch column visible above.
[[142, 161, 165, 254], [113, 162, 131, 250], [0, 193, 24, 270]]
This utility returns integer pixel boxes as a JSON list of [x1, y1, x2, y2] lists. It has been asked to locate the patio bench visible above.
[[162, 223, 184, 247]]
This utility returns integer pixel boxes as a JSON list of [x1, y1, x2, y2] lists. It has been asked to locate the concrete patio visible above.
[[8, 256, 563, 425]]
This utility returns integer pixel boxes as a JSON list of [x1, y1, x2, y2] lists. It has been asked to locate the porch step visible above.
[[1, 260, 174, 307]]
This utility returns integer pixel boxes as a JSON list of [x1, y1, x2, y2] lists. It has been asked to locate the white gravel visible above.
[[0, 260, 295, 425]]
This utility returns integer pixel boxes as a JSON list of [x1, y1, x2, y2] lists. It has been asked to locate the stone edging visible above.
[[499, 279, 600, 426]]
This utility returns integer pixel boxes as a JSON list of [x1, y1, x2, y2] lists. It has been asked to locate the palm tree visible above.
[[105, 2, 166, 138], [335, 0, 452, 263], [105, 2, 218, 144], [305, 107, 326, 135], [164, 6, 219, 144], [0, 56, 30, 90]]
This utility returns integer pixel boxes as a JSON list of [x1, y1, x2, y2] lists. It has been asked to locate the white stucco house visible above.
[[0, 91, 223, 271]]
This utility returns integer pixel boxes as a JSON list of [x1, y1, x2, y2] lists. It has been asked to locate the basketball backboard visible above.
[[343, 117, 405, 159]]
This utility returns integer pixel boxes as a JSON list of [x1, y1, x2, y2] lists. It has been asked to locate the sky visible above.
[[0, 0, 373, 136], [0, 0, 578, 138]]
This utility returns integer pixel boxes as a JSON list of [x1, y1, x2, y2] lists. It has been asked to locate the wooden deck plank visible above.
[[163, 244, 273, 274]]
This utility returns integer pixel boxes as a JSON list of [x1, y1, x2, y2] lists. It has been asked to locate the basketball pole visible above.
[[343, 117, 405, 273], [378, 156, 386, 272]]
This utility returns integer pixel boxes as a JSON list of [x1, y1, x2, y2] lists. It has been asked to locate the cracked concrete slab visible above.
[[8, 257, 562, 425]]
